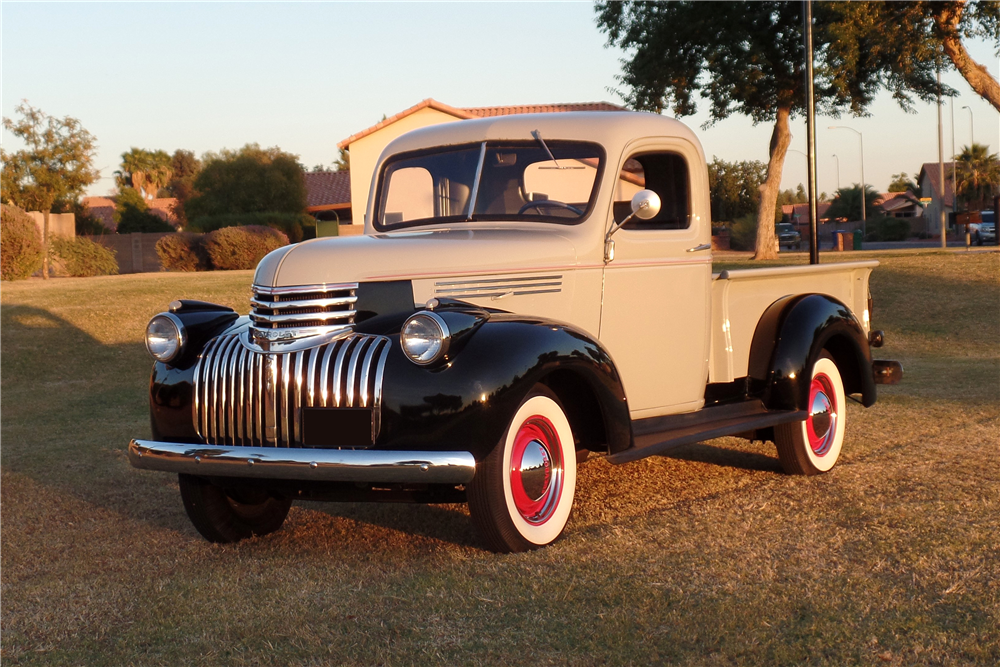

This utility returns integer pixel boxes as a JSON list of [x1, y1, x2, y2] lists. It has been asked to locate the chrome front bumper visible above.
[[128, 439, 476, 484]]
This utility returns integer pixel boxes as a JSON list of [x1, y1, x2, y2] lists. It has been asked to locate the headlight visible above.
[[400, 311, 450, 366], [145, 313, 186, 363]]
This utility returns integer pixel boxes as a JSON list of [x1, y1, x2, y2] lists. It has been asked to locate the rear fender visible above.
[[748, 294, 875, 411]]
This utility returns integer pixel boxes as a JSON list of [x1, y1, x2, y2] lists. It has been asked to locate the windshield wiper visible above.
[[531, 130, 563, 169]]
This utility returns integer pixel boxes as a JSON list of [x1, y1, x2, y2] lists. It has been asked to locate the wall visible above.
[[27, 212, 75, 238], [347, 107, 464, 224], [84, 232, 173, 274]]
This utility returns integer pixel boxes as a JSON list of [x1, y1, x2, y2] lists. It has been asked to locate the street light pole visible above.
[[829, 125, 866, 238], [832, 154, 840, 191], [961, 105, 975, 146]]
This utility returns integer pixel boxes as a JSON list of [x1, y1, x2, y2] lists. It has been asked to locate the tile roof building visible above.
[[337, 98, 628, 224], [303, 170, 352, 221], [82, 196, 179, 232]]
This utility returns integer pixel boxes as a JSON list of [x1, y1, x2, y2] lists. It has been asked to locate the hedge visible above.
[[49, 236, 119, 277], [1, 204, 44, 281], [156, 233, 211, 272], [204, 225, 289, 270], [188, 211, 314, 243]]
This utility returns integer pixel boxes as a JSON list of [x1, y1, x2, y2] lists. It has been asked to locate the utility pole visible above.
[[804, 0, 819, 264], [832, 154, 840, 191], [938, 70, 947, 249]]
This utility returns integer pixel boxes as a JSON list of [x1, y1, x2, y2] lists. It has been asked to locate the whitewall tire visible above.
[[774, 354, 846, 475], [468, 386, 577, 552]]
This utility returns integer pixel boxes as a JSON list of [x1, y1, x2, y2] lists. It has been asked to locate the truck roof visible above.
[[377, 110, 706, 166]]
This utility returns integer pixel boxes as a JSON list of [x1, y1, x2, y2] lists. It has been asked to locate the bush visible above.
[[864, 216, 911, 242], [115, 187, 174, 234], [189, 211, 314, 243], [155, 233, 210, 272], [729, 213, 758, 251], [204, 225, 289, 270], [1, 203, 44, 280], [49, 236, 119, 277]]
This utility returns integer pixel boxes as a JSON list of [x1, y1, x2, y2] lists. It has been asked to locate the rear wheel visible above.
[[179, 474, 292, 543], [468, 386, 577, 553], [774, 353, 846, 475]]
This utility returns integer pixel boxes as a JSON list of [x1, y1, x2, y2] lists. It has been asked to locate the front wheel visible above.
[[179, 474, 292, 543], [774, 353, 846, 475], [467, 386, 577, 553]]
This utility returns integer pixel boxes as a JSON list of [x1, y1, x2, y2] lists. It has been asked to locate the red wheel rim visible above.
[[509, 415, 563, 525], [806, 372, 837, 456]]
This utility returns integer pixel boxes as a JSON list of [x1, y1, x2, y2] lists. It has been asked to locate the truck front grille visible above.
[[250, 283, 358, 331], [193, 333, 391, 448]]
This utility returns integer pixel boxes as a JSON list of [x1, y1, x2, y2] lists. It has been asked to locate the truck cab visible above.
[[130, 112, 901, 552]]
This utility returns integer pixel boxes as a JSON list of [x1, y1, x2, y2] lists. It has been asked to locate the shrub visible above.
[[115, 187, 174, 234], [729, 213, 758, 251], [865, 215, 912, 242], [155, 233, 210, 272], [49, 236, 119, 277], [1, 203, 44, 280], [188, 211, 314, 243], [204, 225, 289, 270]]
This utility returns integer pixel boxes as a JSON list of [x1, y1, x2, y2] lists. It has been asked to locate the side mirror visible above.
[[630, 189, 661, 220]]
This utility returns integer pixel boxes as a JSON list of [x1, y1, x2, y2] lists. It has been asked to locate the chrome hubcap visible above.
[[517, 439, 551, 501], [807, 373, 838, 456]]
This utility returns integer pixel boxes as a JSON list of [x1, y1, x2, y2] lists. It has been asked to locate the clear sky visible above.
[[3, 1, 998, 199]]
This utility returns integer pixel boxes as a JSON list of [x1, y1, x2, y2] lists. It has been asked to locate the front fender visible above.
[[376, 314, 631, 460], [748, 293, 876, 412]]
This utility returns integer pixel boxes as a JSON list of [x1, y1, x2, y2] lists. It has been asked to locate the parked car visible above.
[[975, 211, 995, 245], [130, 112, 902, 552], [776, 222, 802, 249]]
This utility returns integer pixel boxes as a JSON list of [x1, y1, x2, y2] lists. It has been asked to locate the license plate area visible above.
[[302, 407, 373, 448]]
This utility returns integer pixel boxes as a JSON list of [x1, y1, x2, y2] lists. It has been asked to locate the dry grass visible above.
[[2, 250, 998, 666]]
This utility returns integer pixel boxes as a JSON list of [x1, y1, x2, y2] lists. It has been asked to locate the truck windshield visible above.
[[375, 141, 604, 230]]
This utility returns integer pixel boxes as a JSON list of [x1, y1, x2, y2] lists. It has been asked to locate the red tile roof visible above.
[[875, 192, 922, 212], [338, 98, 627, 149], [782, 202, 833, 220], [304, 170, 351, 210], [82, 195, 179, 231]]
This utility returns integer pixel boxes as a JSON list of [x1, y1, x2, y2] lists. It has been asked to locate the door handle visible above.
[[686, 243, 711, 252]]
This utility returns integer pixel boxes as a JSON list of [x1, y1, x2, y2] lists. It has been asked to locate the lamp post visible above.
[[832, 154, 840, 191], [829, 126, 866, 238], [961, 105, 975, 146]]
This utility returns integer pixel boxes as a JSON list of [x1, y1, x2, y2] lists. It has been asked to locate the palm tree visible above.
[[826, 184, 881, 222], [954, 143, 1000, 211], [114, 148, 173, 200]]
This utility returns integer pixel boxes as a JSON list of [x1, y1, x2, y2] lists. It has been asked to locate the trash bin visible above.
[[832, 230, 844, 251], [853, 228, 863, 250]]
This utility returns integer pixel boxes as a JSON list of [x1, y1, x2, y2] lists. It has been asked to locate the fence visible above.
[[83, 232, 175, 274]]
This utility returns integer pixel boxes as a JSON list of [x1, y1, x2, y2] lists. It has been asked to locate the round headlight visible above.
[[145, 313, 186, 363], [400, 311, 450, 366]]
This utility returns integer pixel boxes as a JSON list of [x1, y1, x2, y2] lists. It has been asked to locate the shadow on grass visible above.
[[662, 441, 782, 473]]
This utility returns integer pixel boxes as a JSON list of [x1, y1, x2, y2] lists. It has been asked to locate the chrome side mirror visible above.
[[605, 190, 662, 262]]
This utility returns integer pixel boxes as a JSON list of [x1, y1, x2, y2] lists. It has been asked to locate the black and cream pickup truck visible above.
[[130, 112, 901, 552]]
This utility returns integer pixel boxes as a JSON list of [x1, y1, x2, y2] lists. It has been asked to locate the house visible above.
[[337, 99, 627, 223], [873, 191, 922, 219], [82, 195, 180, 232], [782, 202, 832, 224], [303, 170, 352, 223], [917, 161, 955, 235]]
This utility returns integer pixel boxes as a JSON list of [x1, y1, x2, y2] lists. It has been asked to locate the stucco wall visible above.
[[27, 212, 75, 238], [348, 107, 464, 224]]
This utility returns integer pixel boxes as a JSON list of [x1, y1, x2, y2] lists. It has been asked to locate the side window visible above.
[[614, 153, 690, 230]]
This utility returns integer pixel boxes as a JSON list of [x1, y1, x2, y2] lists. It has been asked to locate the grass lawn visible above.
[[2, 250, 998, 666]]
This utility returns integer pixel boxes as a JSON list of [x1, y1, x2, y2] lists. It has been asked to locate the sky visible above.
[[3, 1, 998, 200]]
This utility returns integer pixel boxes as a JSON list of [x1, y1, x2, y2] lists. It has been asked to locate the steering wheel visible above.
[[517, 200, 585, 216]]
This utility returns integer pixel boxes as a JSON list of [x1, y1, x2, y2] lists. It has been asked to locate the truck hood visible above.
[[254, 228, 580, 287]]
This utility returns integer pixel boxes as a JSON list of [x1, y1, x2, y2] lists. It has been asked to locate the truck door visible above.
[[599, 140, 712, 418]]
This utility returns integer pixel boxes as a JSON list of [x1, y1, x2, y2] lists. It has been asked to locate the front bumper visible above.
[[128, 439, 476, 484]]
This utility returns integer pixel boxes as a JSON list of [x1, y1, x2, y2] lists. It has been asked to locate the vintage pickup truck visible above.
[[130, 112, 901, 552]]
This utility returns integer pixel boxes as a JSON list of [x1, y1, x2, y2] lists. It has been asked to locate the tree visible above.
[[114, 188, 174, 233], [184, 144, 307, 221], [162, 149, 202, 225], [114, 148, 173, 200], [889, 172, 920, 193], [707, 158, 767, 223], [826, 184, 881, 222], [1, 101, 99, 279], [333, 148, 350, 173], [953, 143, 1000, 210], [595, 2, 943, 259]]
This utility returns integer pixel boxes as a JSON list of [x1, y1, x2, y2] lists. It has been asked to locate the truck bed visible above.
[[709, 260, 877, 383]]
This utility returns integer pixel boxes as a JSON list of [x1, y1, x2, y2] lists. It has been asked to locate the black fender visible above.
[[748, 293, 876, 412], [375, 310, 631, 460]]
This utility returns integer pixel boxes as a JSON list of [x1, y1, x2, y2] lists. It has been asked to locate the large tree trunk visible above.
[[938, 1, 1000, 112], [42, 209, 50, 280], [754, 105, 792, 260]]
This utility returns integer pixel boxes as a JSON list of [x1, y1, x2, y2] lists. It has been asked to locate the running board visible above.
[[608, 401, 807, 465]]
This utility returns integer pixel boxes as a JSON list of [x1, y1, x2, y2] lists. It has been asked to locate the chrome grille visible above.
[[250, 283, 358, 331], [193, 333, 391, 448]]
